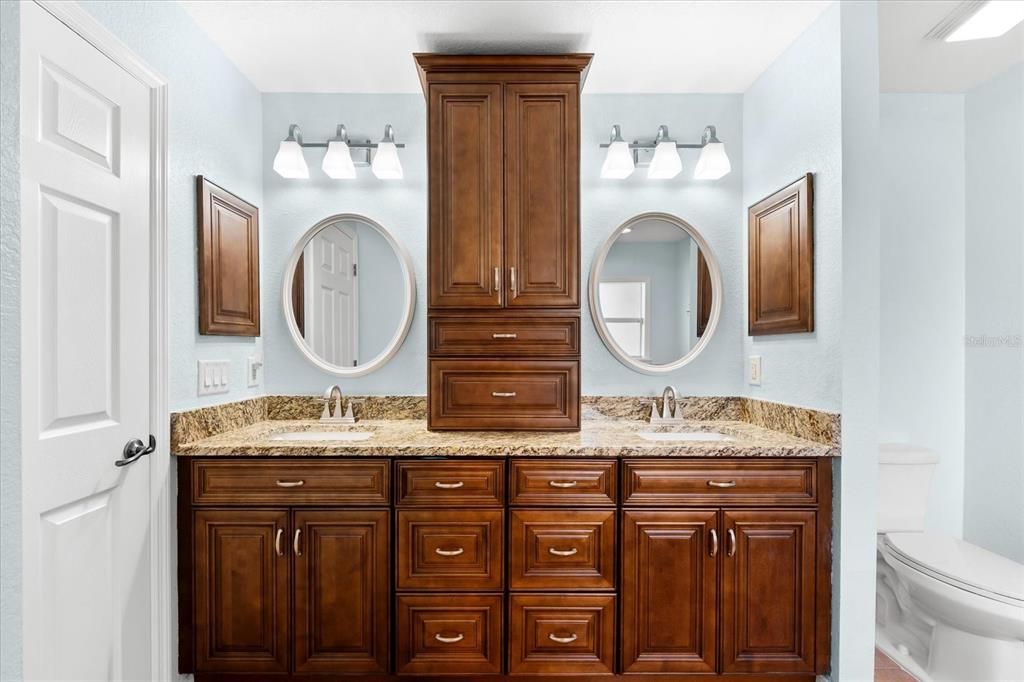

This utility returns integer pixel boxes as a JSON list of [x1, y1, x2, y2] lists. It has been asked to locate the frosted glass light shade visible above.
[[322, 140, 356, 179], [273, 140, 308, 179], [600, 140, 635, 179], [694, 142, 731, 180], [946, 1, 1024, 41], [371, 142, 403, 180], [647, 140, 682, 179]]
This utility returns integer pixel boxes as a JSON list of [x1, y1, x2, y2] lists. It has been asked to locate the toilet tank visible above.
[[878, 444, 938, 533]]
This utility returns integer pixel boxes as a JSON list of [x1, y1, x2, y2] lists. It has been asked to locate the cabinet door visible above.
[[504, 83, 579, 308], [194, 509, 289, 673], [428, 83, 504, 308], [721, 509, 816, 673], [293, 509, 389, 674], [621, 510, 717, 673]]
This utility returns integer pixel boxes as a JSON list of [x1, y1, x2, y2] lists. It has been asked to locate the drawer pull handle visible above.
[[434, 547, 464, 557], [494, 266, 500, 293], [548, 547, 578, 557], [492, 333, 518, 339], [727, 528, 737, 557], [491, 391, 517, 398], [709, 529, 718, 557], [548, 633, 578, 644], [276, 480, 305, 488], [707, 480, 736, 488], [435, 632, 464, 644], [293, 528, 302, 556], [434, 481, 465, 489], [548, 480, 577, 488], [275, 528, 284, 557]]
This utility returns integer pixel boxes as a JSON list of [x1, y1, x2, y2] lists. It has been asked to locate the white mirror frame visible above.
[[281, 213, 417, 377], [588, 211, 723, 375]]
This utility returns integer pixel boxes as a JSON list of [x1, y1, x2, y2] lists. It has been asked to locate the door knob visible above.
[[116, 435, 155, 467]]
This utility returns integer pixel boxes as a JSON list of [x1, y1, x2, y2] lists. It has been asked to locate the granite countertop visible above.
[[172, 418, 839, 458]]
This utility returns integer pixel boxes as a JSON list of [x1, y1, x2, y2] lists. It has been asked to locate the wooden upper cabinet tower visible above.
[[417, 54, 591, 431]]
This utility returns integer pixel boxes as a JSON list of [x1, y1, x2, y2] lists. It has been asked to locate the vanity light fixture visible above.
[[272, 122, 405, 180], [600, 124, 731, 180]]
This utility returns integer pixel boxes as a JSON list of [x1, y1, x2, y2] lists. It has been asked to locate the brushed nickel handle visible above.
[[548, 480, 577, 488], [434, 547, 464, 557], [492, 391, 517, 398], [548, 633, 578, 644], [492, 332, 518, 339], [434, 481, 465, 489], [510, 266, 518, 298], [435, 632, 464, 644], [709, 529, 718, 557], [548, 547, 578, 557], [494, 266, 500, 293], [726, 528, 736, 557], [275, 528, 284, 557], [707, 480, 736, 488], [293, 528, 302, 556], [276, 480, 305, 488]]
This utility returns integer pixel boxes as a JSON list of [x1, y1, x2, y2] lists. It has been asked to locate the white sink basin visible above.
[[269, 431, 374, 442], [638, 431, 734, 442]]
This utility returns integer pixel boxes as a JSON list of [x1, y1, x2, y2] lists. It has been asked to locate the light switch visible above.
[[198, 360, 230, 396], [748, 355, 762, 386], [247, 354, 263, 388]]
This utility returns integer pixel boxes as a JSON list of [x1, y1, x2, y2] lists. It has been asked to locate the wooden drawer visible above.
[[509, 594, 616, 675], [397, 510, 503, 591], [396, 460, 504, 507], [510, 510, 615, 590], [429, 315, 579, 356], [191, 459, 389, 506], [429, 360, 579, 431], [510, 459, 617, 506], [396, 594, 503, 675], [622, 460, 818, 505]]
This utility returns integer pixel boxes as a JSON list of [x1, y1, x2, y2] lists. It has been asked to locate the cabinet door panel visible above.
[[621, 510, 717, 673], [721, 509, 816, 673], [293, 509, 389, 674], [194, 509, 289, 673], [505, 83, 579, 308], [428, 83, 503, 308]]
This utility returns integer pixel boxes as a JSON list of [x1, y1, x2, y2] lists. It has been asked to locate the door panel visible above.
[[509, 594, 616, 675], [505, 83, 579, 308], [397, 509, 504, 590], [395, 594, 503, 675], [293, 510, 389, 674], [428, 83, 503, 308], [304, 223, 357, 366], [721, 509, 817, 673], [621, 510, 717, 673], [194, 510, 289, 673]]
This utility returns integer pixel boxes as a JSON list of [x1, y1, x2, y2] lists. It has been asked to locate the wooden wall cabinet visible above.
[[417, 55, 591, 431]]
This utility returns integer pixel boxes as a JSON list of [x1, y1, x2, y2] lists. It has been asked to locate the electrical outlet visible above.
[[198, 360, 230, 396], [247, 354, 263, 388], [748, 355, 762, 386]]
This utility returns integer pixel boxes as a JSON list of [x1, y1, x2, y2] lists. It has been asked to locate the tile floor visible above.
[[875, 648, 918, 681]]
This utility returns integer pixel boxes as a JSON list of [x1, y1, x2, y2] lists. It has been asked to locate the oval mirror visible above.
[[282, 214, 416, 377], [589, 212, 722, 374]]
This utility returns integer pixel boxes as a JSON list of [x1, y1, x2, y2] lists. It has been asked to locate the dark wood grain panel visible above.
[[721, 509, 816, 673], [748, 173, 814, 335], [397, 509, 504, 591], [621, 510, 717, 674], [510, 459, 616, 506], [509, 509, 615, 590], [508, 594, 615, 675], [192, 459, 389, 506], [396, 460, 505, 507], [293, 510, 389, 674], [429, 315, 580, 357], [395, 594, 503, 675], [193, 509, 289, 673], [622, 460, 816, 506]]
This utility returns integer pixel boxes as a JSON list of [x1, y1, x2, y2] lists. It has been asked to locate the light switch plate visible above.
[[246, 354, 263, 388], [748, 355, 762, 386], [198, 360, 230, 396]]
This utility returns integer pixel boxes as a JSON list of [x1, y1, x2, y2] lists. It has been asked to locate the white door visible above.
[[304, 223, 358, 366], [20, 3, 155, 680]]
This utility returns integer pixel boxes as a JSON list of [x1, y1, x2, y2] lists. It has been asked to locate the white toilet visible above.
[[876, 444, 1024, 682]]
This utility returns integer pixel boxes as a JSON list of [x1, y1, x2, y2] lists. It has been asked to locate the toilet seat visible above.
[[883, 532, 1024, 607]]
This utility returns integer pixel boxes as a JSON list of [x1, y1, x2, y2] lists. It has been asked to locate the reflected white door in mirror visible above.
[[589, 212, 722, 374], [282, 214, 416, 376]]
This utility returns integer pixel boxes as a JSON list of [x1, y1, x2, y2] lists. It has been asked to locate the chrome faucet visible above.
[[650, 385, 686, 424], [320, 384, 357, 423]]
